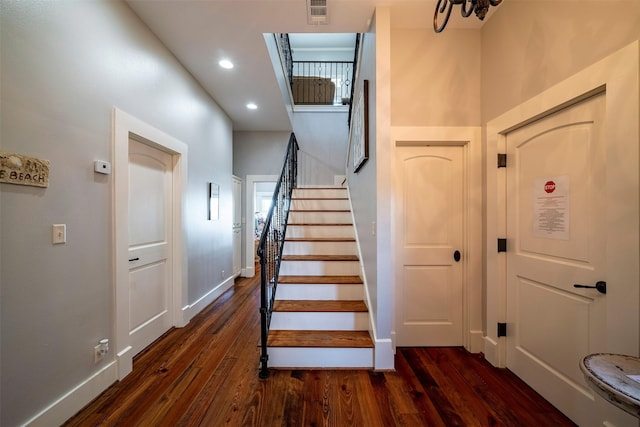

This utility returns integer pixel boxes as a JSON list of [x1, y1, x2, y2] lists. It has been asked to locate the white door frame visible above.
[[390, 126, 483, 353], [485, 42, 640, 367], [113, 108, 188, 380], [244, 174, 278, 277]]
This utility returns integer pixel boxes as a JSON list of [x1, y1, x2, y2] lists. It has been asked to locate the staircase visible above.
[[266, 187, 374, 369]]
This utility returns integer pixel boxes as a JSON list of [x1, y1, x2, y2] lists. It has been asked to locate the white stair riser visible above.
[[271, 311, 369, 330], [268, 347, 373, 369], [291, 199, 350, 211], [289, 211, 352, 224], [280, 260, 360, 276], [286, 225, 354, 239], [293, 189, 348, 199], [276, 283, 364, 301], [282, 240, 357, 256]]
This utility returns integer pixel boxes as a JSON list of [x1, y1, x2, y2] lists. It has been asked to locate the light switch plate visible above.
[[52, 224, 66, 244]]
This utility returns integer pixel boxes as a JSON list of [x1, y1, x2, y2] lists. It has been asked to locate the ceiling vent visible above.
[[307, 0, 328, 25]]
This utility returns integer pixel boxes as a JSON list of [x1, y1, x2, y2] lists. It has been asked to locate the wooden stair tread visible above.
[[267, 330, 373, 348], [279, 275, 363, 284], [273, 300, 368, 312], [281, 255, 358, 261], [289, 209, 350, 212], [288, 223, 352, 226], [291, 197, 349, 200], [285, 237, 356, 242]]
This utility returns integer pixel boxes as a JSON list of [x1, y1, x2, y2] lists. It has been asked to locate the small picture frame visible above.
[[208, 182, 219, 221], [352, 79, 369, 173]]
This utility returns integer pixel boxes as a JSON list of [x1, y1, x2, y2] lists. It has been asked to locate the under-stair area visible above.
[[266, 187, 374, 369]]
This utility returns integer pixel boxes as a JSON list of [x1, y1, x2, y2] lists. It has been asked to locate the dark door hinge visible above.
[[497, 322, 507, 337], [497, 153, 507, 168], [497, 238, 507, 253]]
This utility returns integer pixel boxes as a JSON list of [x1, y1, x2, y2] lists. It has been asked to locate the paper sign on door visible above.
[[533, 175, 570, 240]]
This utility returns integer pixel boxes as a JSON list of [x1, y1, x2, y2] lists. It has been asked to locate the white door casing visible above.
[[486, 42, 639, 426], [113, 108, 188, 380], [391, 127, 483, 353], [244, 175, 278, 278], [395, 145, 464, 346]]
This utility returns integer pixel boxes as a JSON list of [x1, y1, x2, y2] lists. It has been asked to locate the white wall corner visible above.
[[241, 266, 255, 278], [374, 338, 394, 370], [25, 361, 117, 427], [468, 330, 485, 354], [483, 335, 502, 367], [117, 346, 134, 380]]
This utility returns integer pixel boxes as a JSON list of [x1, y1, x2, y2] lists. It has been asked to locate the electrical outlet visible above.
[[94, 344, 105, 363], [94, 339, 109, 363]]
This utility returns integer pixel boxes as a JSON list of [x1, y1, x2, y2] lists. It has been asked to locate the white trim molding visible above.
[[244, 174, 278, 278], [24, 362, 117, 427]]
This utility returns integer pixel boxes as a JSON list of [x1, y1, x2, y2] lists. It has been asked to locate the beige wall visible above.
[[390, 27, 482, 126], [482, 0, 640, 122]]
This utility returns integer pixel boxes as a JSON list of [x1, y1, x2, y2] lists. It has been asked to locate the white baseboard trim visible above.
[[468, 330, 484, 354], [483, 335, 502, 367], [25, 361, 117, 427], [374, 338, 394, 370], [241, 265, 255, 278], [117, 345, 133, 380], [184, 275, 235, 322]]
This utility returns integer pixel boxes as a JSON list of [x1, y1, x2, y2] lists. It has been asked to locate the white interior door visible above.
[[505, 93, 636, 426], [128, 139, 173, 355], [395, 145, 464, 346]]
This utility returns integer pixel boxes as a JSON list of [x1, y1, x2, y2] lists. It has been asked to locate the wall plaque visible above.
[[0, 151, 50, 188]]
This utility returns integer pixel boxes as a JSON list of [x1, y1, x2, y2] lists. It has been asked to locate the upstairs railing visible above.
[[275, 33, 360, 107], [291, 61, 353, 106], [258, 133, 299, 379]]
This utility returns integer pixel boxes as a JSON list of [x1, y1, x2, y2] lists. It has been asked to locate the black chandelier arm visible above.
[[434, 0, 501, 32], [460, 0, 475, 18], [434, 0, 454, 33]]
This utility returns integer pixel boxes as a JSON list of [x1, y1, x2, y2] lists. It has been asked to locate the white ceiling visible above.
[[126, 0, 497, 132]]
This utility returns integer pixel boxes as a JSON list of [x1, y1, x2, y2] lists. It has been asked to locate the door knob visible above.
[[573, 281, 606, 294], [453, 250, 461, 262]]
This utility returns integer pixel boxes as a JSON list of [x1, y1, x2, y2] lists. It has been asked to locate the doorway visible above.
[[391, 127, 483, 352], [244, 175, 278, 277], [113, 109, 188, 380], [485, 44, 640, 426]]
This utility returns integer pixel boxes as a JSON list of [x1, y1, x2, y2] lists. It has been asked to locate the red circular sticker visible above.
[[544, 181, 556, 193]]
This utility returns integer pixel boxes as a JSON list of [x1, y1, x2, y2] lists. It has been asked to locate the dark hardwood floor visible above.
[[64, 269, 576, 426]]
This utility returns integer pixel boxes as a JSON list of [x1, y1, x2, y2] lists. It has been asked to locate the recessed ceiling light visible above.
[[246, 103, 258, 110], [218, 59, 234, 69]]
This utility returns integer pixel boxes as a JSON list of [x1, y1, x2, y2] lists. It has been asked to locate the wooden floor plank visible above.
[[63, 266, 576, 427]]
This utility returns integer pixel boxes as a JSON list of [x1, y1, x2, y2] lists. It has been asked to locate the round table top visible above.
[[580, 353, 640, 418]]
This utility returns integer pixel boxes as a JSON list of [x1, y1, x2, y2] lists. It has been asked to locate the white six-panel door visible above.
[[395, 145, 464, 346]]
